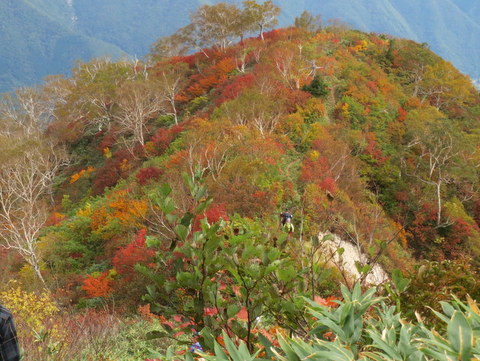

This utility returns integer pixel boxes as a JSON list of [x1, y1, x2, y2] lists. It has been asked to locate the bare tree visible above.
[[0, 85, 69, 286], [191, 3, 243, 50], [0, 135, 67, 286], [114, 81, 166, 152], [402, 121, 465, 226], [0, 82, 70, 137], [155, 63, 189, 124], [242, 0, 280, 41]]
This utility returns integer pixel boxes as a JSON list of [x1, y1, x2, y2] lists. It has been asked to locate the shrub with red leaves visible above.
[[151, 125, 184, 155], [136, 166, 163, 185], [112, 229, 155, 279], [193, 203, 229, 231]]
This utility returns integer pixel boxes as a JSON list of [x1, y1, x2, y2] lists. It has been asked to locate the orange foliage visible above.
[[69, 166, 95, 184], [82, 271, 112, 298], [186, 57, 236, 97], [90, 190, 148, 232], [45, 212, 66, 226], [314, 295, 338, 308]]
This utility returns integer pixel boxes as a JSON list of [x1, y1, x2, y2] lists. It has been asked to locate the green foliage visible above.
[[139, 173, 310, 351], [174, 285, 480, 361], [400, 259, 480, 326], [302, 76, 329, 97]]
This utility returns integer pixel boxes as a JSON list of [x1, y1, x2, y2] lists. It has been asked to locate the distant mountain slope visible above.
[[1, 0, 479, 92], [70, 0, 204, 57], [0, 0, 126, 92]]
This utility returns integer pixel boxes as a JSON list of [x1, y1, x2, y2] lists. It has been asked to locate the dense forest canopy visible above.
[[0, 2, 479, 359]]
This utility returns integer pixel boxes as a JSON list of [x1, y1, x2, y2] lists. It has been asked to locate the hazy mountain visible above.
[[0, 0, 127, 92], [1, 0, 479, 92]]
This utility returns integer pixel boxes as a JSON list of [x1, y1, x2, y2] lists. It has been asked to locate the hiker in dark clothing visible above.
[[280, 210, 294, 233], [0, 305, 20, 361]]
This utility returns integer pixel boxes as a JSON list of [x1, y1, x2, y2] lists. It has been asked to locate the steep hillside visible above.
[[1, 22, 480, 359], [287, 0, 480, 82], [3, 22, 479, 290]]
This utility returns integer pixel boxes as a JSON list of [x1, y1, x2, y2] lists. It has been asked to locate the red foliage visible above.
[[319, 177, 337, 193], [136, 166, 163, 185], [82, 271, 112, 298], [300, 155, 330, 184], [193, 203, 229, 231], [97, 129, 118, 151], [167, 54, 197, 67], [364, 132, 386, 163], [112, 229, 155, 279], [151, 125, 184, 155], [442, 218, 477, 258], [262, 28, 299, 41], [282, 89, 311, 112], [215, 74, 255, 105], [92, 149, 133, 195], [314, 295, 338, 308], [366, 81, 378, 94], [45, 212, 66, 226]]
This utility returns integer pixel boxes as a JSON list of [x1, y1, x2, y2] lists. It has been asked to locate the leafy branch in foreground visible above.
[[162, 283, 480, 361]]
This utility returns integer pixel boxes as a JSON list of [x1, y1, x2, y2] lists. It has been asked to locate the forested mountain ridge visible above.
[[1, 0, 479, 92], [1, 4, 480, 358], [0, 0, 127, 92]]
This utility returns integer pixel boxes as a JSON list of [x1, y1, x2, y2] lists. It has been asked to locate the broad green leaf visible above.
[[223, 331, 243, 361], [162, 197, 176, 214], [145, 236, 160, 248], [158, 183, 172, 198], [212, 340, 229, 361], [175, 224, 189, 241], [277, 265, 296, 282], [166, 213, 178, 223], [180, 212, 194, 227], [440, 302, 456, 318], [277, 335, 301, 361], [447, 311, 472, 360], [195, 200, 209, 214], [322, 234, 334, 241]]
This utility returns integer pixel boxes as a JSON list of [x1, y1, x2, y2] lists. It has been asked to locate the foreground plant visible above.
[[161, 283, 480, 361]]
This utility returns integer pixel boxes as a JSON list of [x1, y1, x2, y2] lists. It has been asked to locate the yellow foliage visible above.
[[90, 191, 148, 235], [76, 202, 93, 218], [103, 147, 112, 158], [391, 220, 410, 249], [120, 158, 131, 172], [0, 281, 66, 349], [18, 264, 38, 285], [309, 150, 320, 160], [299, 98, 326, 120], [341, 102, 350, 116], [144, 141, 155, 154], [355, 40, 369, 51]]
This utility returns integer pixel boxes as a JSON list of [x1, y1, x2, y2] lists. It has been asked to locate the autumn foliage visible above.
[[112, 229, 155, 278]]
